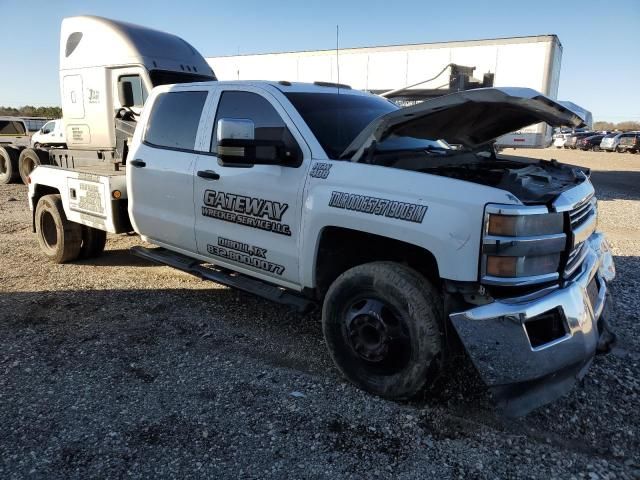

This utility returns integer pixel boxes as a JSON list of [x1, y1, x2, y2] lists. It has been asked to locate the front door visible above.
[[128, 88, 210, 252], [193, 87, 311, 286]]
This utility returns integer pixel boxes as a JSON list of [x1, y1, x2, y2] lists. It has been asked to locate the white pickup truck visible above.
[[26, 17, 616, 416]]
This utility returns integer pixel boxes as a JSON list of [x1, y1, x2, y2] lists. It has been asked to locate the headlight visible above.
[[485, 253, 562, 278], [487, 212, 563, 236], [482, 205, 566, 285]]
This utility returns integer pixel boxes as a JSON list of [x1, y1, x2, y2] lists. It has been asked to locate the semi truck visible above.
[[207, 35, 564, 149], [26, 16, 616, 416], [0, 15, 216, 186]]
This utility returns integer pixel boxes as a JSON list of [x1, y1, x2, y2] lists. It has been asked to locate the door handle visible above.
[[130, 159, 146, 168], [197, 170, 220, 180]]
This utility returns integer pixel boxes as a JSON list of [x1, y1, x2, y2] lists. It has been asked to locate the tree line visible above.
[[0, 106, 62, 118], [593, 120, 640, 132]]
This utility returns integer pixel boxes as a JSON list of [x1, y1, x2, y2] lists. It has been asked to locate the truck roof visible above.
[[0, 116, 27, 123], [60, 16, 214, 77], [175, 80, 373, 96]]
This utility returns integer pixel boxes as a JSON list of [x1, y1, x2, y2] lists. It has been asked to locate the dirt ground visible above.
[[0, 148, 639, 479]]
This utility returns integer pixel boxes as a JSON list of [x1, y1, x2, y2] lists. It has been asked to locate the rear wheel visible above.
[[322, 261, 443, 400], [79, 226, 107, 259], [35, 194, 82, 263], [18, 148, 48, 184], [0, 146, 20, 184]]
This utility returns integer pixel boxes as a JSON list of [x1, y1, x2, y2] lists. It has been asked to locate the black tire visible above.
[[0, 146, 20, 184], [35, 194, 82, 263], [592, 145, 601, 152], [18, 148, 48, 185], [79, 226, 107, 259], [322, 261, 443, 400]]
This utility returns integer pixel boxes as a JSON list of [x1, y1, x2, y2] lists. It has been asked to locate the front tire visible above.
[[322, 261, 443, 400], [35, 194, 82, 263]]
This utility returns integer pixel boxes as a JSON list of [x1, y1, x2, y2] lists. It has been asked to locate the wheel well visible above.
[[31, 185, 60, 232], [314, 226, 440, 298]]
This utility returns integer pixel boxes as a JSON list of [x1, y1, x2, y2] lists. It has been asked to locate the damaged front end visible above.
[[449, 181, 616, 417]]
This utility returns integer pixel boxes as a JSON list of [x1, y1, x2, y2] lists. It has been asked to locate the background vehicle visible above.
[[0, 117, 30, 184], [565, 131, 595, 149], [31, 119, 66, 148], [553, 132, 571, 148], [617, 132, 640, 153], [600, 132, 639, 152], [577, 134, 606, 151], [22, 117, 50, 135], [0, 117, 30, 147]]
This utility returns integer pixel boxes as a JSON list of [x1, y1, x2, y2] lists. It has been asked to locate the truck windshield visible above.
[[150, 70, 216, 87], [285, 92, 449, 159], [284, 92, 398, 158]]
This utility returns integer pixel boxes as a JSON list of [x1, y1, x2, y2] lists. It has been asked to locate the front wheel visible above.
[[322, 262, 443, 399]]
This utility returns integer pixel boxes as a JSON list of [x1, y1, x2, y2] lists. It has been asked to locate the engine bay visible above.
[[370, 149, 588, 204]]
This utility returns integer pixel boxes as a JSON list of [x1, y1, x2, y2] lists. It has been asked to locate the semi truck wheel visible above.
[[322, 261, 443, 400], [18, 148, 48, 185], [79, 226, 107, 259], [35, 194, 82, 263], [0, 146, 20, 184]]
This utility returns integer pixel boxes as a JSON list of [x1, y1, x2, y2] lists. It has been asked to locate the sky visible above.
[[0, 0, 638, 122]]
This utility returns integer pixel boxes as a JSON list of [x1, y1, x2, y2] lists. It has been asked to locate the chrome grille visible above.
[[569, 196, 596, 230], [564, 196, 597, 278], [564, 242, 588, 278]]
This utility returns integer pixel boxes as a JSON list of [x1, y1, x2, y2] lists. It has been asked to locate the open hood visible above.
[[342, 88, 586, 161]]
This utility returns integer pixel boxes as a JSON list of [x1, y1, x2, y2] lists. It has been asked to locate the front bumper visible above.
[[450, 232, 615, 416]]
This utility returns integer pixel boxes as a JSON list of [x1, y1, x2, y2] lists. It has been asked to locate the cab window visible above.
[[0, 120, 26, 135], [144, 91, 208, 151], [41, 122, 55, 134], [210, 91, 301, 161], [118, 75, 148, 107]]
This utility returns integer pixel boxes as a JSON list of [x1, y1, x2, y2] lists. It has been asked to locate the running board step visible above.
[[130, 246, 315, 313]]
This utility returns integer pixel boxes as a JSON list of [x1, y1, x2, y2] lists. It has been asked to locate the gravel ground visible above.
[[0, 148, 639, 479]]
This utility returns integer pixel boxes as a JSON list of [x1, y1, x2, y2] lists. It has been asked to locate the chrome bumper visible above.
[[450, 232, 615, 414]]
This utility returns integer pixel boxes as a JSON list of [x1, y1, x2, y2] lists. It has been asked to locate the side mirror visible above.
[[118, 81, 135, 107], [216, 118, 297, 166]]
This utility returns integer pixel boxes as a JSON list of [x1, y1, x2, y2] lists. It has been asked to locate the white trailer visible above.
[[207, 35, 563, 148]]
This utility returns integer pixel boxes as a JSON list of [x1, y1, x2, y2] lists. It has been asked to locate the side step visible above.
[[131, 246, 315, 313]]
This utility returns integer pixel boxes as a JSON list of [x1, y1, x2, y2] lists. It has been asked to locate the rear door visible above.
[[128, 87, 210, 252], [193, 86, 312, 286]]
